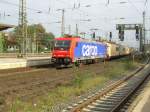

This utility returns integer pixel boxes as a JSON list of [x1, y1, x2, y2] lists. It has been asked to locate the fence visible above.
[[0, 53, 52, 58]]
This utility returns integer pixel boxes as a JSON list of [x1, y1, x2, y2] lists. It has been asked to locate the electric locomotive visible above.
[[51, 36, 107, 67]]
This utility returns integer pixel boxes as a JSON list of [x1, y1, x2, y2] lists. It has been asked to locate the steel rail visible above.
[[64, 58, 150, 112]]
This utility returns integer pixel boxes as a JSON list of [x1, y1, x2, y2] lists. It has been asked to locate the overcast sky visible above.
[[0, 0, 150, 48]]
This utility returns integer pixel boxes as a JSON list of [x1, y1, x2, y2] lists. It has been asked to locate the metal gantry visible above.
[[116, 24, 144, 52]]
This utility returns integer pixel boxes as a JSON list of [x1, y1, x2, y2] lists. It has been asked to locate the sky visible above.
[[0, 0, 150, 49]]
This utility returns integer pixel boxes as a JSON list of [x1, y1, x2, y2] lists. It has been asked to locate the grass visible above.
[[10, 57, 140, 112], [0, 97, 5, 105]]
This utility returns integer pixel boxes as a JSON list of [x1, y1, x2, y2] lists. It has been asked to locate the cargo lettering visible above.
[[82, 45, 98, 56]]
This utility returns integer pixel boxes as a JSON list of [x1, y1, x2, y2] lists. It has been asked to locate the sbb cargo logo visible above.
[[82, 45, 98, 56]]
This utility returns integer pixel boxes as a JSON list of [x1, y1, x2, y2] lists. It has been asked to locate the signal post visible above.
[[116, 24, 143, 52]]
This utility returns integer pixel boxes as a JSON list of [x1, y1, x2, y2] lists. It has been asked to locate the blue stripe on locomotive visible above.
[[74, 41, 107, 59]]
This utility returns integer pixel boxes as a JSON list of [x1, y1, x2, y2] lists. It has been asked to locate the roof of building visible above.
[[0, 23, 15, 31]]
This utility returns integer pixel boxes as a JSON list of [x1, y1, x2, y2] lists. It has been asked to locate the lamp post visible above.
[[75, 19, 91, 37], [90, 28, 98, 40], [56, 9, 65, 36]]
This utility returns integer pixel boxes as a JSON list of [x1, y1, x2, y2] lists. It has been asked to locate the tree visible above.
[[42, 32, 55, 51], [12, 24, 55, 52]]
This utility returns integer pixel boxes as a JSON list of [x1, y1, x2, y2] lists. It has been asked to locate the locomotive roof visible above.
[[55, 37, 106, 45]]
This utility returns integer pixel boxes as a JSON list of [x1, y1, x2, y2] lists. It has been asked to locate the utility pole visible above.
[[61, 9, 65, 36], [19, 0, 27, 55], [68, 25, 71, 35], [33, 27, 37, 53], [143, 11, 146, 52], [76, 24, 78, 36], [140, 27, 143, 52]]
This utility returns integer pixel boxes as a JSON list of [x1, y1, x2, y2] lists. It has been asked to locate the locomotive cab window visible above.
[[54, 40, 71, 50]]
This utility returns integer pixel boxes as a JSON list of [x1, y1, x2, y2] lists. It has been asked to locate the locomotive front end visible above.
[[52, 38, 72, 66]]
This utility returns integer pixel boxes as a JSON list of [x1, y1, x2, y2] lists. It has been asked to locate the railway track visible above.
[[0, 57, 126, 77], [63, 59, 150, 112], [0, 64, 52, 77]]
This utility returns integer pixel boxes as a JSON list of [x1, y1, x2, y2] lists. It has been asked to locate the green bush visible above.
[[73, 73, 84, 88], [124, 60, 134, 70], [0, 96, 5, 105]]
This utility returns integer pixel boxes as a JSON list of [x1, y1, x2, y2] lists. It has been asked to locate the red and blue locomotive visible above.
[[51, 36, 107, 67]]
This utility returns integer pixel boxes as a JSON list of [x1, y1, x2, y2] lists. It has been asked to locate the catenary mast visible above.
[[19, 0, 27, 55]]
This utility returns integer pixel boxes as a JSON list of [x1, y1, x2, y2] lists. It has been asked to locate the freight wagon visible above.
[[104, 41, 131, 59]]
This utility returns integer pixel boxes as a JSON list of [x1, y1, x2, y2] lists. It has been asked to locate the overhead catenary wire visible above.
[[0, 0, 61, 19], [0, 0, 41, 12], [0, 0, 63, 26], [54, 0, 145, 23], [0, 0, 147, 22], [126, 0, 142, 15], [145, 0, 148, 6], [51, 0, 150, 37], [0, 0, 149, 38], [1, 0, 145, 25]]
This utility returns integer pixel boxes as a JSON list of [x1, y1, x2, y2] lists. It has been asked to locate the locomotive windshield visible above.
[[54, 40, 71, 50]]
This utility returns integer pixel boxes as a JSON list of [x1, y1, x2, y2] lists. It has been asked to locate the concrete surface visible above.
[[129, 75, 150, 112], [0, 57, 51, 69]]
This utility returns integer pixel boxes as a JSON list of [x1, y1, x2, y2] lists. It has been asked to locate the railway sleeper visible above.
[[110, 89, 130, 94], [117, 87, 135, 92], [84, 106, 112, 112], [98, 99, 121, 103], [82, 108, 101, 112], [107, 92, 128, 96], [95, 100, 118, 105], [108, 94, 126, 99], [90, 102, 116, 108], [102, 95, 124, 100]]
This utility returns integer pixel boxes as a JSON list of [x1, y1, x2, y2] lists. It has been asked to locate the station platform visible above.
[[0, 57, 51, 70], [129, 77, 150, 112]]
